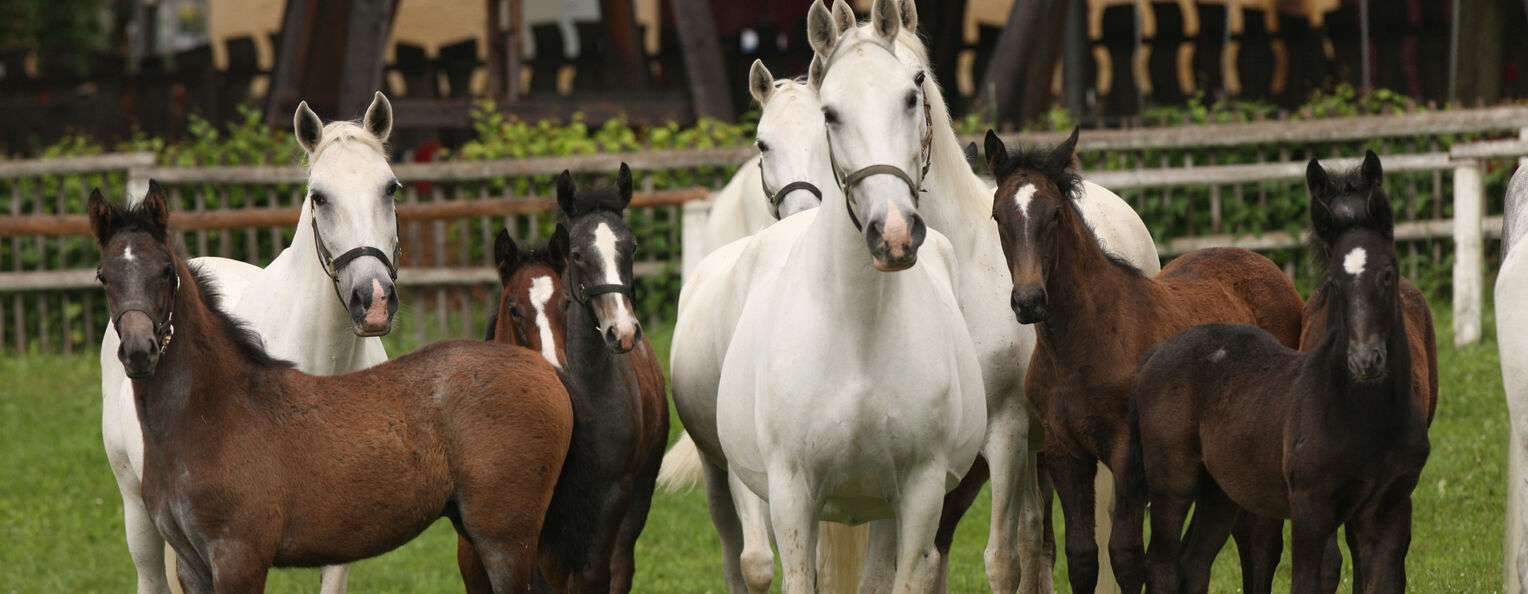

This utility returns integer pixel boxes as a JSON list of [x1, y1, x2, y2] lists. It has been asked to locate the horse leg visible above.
[[1105, 449, 1146, 594], [890, 465, 952, 593], [1143, 473, 1195, 594], [1039, 452, 1057, 593], [1347, 478, 1418, 594], [1047, 441, 1101, 594], [1177, 479, 1243, 594], [859, 518, 898, 594], [983, 399, 1046, 594], [1289, 494, 1342, 594], [205, 541, 270, 594], [318, 564, 350, 594], [1229, 513, 1285, 594], [120, 490, 174, 594], [934, 456, 987, 594], [1320, 533, 1344, 594], [610, 441, 665, 592], [454, 532, 494, 594], [767, 470, 821, 594], [704, 461, 769, 594]]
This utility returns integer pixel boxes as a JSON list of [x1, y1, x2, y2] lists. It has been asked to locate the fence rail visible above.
[[4, 107, 1528, 354]]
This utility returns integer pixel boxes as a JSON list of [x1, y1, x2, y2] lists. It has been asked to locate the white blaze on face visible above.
[[593, 222, 639, 329], [1344, 247, 1367, 277], [1012, 183, 1037, 218], [528, 275, 560, 368], [122, 246, 135, 262]]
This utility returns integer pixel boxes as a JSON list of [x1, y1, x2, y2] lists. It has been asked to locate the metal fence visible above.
[[4, 107, 1527, 355]]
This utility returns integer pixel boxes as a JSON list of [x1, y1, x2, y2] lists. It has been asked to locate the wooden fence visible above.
[[3, 106, 1527, 354]]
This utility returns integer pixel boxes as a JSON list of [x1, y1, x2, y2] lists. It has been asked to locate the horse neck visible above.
[[252, 198, 368, 371], [563, 288, 623, 385], [918, 87, 997, 254], [805, 186, 891, 300], [132, 263, 256, 444], [1038, 203, 1140, 341]]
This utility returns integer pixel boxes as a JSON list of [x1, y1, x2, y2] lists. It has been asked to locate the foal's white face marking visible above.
[[1344, 247, 1367, 277], [1012, 183, 1037, 219], [528, 275, 560, 368], [122, 246, 135, 262], [593, 222, 639, 329]]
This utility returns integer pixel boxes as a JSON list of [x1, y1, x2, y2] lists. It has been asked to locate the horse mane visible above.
[[307, 121, 389, 167], [1304, 162, 1395, 272], [187, 262, 297, 370]]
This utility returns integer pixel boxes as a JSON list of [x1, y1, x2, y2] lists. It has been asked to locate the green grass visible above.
[[0, 303, 1507, 592]]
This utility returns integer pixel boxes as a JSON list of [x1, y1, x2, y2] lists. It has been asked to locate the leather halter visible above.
[[310, 205, 401, 308], [565, 256, 634, 306], [820, 38, 935, 232], [110, 271, 179, 357], [757, 157, 824, 220]]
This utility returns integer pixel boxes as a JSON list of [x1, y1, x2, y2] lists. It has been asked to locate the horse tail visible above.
[[816, 521, 867, 594], [656, 433, 705, 493]]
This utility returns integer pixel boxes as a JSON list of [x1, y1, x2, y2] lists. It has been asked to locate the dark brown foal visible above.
[[1126, 169, 1430, 592], [983, 128, 1304, 594], [91, 183, 572, 594]]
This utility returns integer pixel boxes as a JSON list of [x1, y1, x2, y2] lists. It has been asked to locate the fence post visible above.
[[1453, 159, 1484, 346], [125, 152, 155, 204], [681, 197, 712, 284]]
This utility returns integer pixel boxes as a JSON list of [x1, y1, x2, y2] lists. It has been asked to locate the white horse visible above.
[[717, 4, 987, 590], [664, 60, 869, 594], [99, 92, 401, 594], [1501, 166, 1528, 593], [702, 58, 831, 256], [804, 1, 1162, 592]]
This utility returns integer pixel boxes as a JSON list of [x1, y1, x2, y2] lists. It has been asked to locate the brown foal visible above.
[[91, 183, 572, 593], [983, 128, 1305, 593]]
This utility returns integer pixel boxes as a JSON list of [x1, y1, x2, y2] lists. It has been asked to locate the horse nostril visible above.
[[1034, 289, 1048, 308], [1010, 291, 1022, 311], [633, 323, 644, 342]]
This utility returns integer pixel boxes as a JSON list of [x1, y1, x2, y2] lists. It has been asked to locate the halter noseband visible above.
[[757, 158, 824, 220], [565, 260, 634, 306], [310, 205, 401, 308], [820, 38, 935, 232], [111, 271, 179, 357]]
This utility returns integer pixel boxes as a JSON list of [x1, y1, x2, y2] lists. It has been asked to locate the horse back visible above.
[[1156, 247, 1303, 347], [1299, 279, 1438, 424]]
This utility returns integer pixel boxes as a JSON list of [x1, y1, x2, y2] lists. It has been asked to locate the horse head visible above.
[[552, 164, 643, 353], [808, 0, 931, 271], [748, 59, 832, 219], [294, 92, 402, 337], [1307, 152, 1401, 381], [984, 127, 1085, 324], [492, 227, 570, 368], [91, 182, 178, 378]]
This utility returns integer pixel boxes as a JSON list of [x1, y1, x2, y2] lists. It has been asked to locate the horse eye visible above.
[[571, 251, 585, 264], [386, 183, 399, 197], [914, 72, 926, 86], [1050, 208, 1061, 223], [509, 304, 524, 319], [162, 265, 174, 278], [311, 191, 328, 207], [823, 107, 839, 126], [905, 90, 918, 110], [95, 270, 105, 285], [757, 140, 771, 153]]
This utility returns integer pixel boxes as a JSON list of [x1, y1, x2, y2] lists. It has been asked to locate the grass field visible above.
[[0, 302, 1507, 592]]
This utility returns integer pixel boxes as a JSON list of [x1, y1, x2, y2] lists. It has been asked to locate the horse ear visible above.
[[1305, 158, 1331, 202], [870, 0, 900, 44], [615, 163, 634, 211], [139, 180, 171, 236], [831, 0, 856, 34], [964, 141, 981, 171], [898, 0, 917, 32], [547, 225, 571, 270], [493, 228, 519, 284], [1048, 126, 1080, 171], [748, 60, 775, 105], [807, 0, 837, 58], [808, 54, 826, 90], [88, 188, 122, 245], [363, 91, 393, 144], [556, 170, 577, 216], [983, 129, 1007, 176], [1360, 149, 1383, 189], [293, 101, 324, 154]]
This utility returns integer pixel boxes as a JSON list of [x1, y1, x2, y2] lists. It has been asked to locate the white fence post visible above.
[[1453, 159, 1484, 346], [682, 197, 712, 284]]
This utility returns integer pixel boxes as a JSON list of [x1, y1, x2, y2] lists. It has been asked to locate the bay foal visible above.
[[468, 165, 668, 593], [983, 129, 1304, 593], [1127, 163, 1431, 593], [91, 184, 572, 593]]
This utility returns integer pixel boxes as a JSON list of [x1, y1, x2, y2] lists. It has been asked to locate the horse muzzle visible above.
[[1011, 286, 1049, 324], [347, 276, 398, 337], [115, 313, 162, 378], [1347, 344, 1387, 382], [865, 208, 926, 272]]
